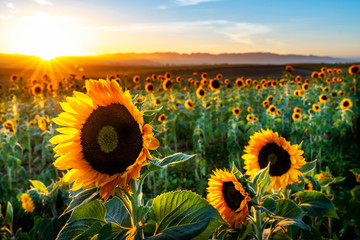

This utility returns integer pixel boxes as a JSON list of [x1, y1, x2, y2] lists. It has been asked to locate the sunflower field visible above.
[[0, 64, 359, 240]]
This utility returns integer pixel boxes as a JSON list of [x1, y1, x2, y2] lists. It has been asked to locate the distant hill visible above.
[[0, 52, 354, 68]]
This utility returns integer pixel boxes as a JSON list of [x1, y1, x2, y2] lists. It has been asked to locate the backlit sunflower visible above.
[[319, 94, 329, 103], [216, 73, 223, 80], [267, 95, 274, 102], [38, 117, 47, 131], [302, 83, 309, 91], [285, 65, 294, 72], [145, 83, 155, 93], [196, 87, 206, 99], [311, 72, 319, 78], [268, 105, 276, 114], [262, 100, 269, 108], [349, 65, 359, 75], [133, 75, 140, 84], [50, 79, 159, 200], [247, 106, 252, 112], [32, 84, 43, 96], [255, 85, 261, 90], [201, 72, 208, 79], [243, 129, 305, 190], [236, 78, 244, 87], [3, 120, 16, 133], [207, 169, 251, 228], [20, 193, 35, 213], [246, 114, 253, 122], [209, 79, 221, 91], [340, 98, 352, 110], [184, 99, 195, 109], [276, 110, 282, 116], [312, 104, 320, 112], [158, 113, 167, 122], [232, 107, 241, 117], [162, 79, 173, 91], [293, 107, 301, 114], [292, 112, 301, 121]]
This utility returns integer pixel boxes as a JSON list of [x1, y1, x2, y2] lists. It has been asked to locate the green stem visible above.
[[253, 207, 263, 240], [117, 190, 135, 227]]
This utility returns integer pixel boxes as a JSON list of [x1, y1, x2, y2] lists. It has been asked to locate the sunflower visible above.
[[164, 72, 171, 79], [285, 65, 294, 72], [319, 94, 329, 103], [312, 104, 320, 112], [276, 110, 282, 116], [267, 95, 274, 102], [247, 106, 252, 113], [50, 79, 159, 200], [32, 84, 43, 96], [295, 76, 302, 82], [246, 114, 253, 122], [236, 78, 244, 87], [255, 85, 261, 90], [145, 83, 155, 93], [162, 79, 173, 91], [184, 99, 195, 109], [349, 65, 359, 75], [268, 105, 276, 114], [38, 117, 47, 131], [293, 107, 301, 114], [20, 193, 36, 213], [196, 87, 206, 99], [311, 72, 319, 78], [207, 169, 251, 228], [319, 72, 326, 78], [3, 120, 16, 133], [292, 112, 301, 121], [322, 87, 329, 92], [158, 114, 167, 122], [271, 80, 277, 87], [232, 107, 241, 117], [242, 129, 305, 190], [224, 79, 230, 85], [338, 90, 345, 97], [302, 83, 309, 91], [133, 75, 140, 83], [262, 100, 270, 108], [209, 79, 221, 91], [216, 73, 223, 80], [201, 72, 208, 79], [340, 98, 353, 110]]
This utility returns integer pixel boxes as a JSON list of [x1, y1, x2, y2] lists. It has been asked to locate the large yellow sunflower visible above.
[[242, 129, 305, 190], [50, 79, 159, 200], [340, 98, 353, 110], [207, 169, 251, 229]]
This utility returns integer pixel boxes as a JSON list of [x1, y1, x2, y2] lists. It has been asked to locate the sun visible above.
[[6, 12, 87, 60]]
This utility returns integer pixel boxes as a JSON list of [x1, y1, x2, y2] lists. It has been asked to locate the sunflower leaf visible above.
[[299, 160, 317, 174], [97, 223, 129, 240], [143, 107, 163, 124], [148, 190, 222, 240], [275, 199, 305, 219], [57, 200, 106, 240], [296, 191, 339, 218], [252, 164, 271, 197], [61, 186, 99, 217], [29, 180, 48, 194], [104, 197, 132, 228]]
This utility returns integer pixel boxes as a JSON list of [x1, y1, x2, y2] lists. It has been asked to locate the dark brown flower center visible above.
[[258, 142, 291, 176], [222, 181, 244, 211], [211, 80, 220, 89], [343, 100, 349, 107], [81, 103, 143, 175]]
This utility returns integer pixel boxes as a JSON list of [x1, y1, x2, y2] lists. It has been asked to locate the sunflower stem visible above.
[[117, 190, 135, 227], [252, 206, 263, 240]]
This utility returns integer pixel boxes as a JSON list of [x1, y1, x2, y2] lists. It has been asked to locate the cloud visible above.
[[33, 0, 52, 6], [5, 2, 15, 9], [0, 14, 11, 21], [87, 20, 270, 44], [174, 0, 220, 6]]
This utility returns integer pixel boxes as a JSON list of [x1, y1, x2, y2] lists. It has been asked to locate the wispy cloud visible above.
[[33, 0, 53, 6], [159, 0, 220, 9], [0, 14, 11, 21], [174, 0, 220, 6], [88, 20, 270, 43]]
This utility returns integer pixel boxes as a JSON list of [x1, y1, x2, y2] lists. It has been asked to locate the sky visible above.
[[0, 0, 360, 60]]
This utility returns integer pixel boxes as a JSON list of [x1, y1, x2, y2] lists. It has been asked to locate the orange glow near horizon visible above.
[[6, 12, 88, 60]]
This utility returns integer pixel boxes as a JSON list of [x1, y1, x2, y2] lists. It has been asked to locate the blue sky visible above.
[[1, 0, 359, 58]]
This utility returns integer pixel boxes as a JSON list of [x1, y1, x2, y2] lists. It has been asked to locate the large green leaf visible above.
[[104, 197, 132, 228], [148, 190, 222, 240], [97, 223, 129, 240], [143, 107, 162, 124], [275, 199, 305, 219], [252, 164, 271, 196], [61, 186, 99, 216], [299, 160, 317, 174], [297, 191, 339, 218], [57, 200, 106, 240]]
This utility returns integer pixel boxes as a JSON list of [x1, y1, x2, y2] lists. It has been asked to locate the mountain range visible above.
[[0, 52, 356, 68]]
